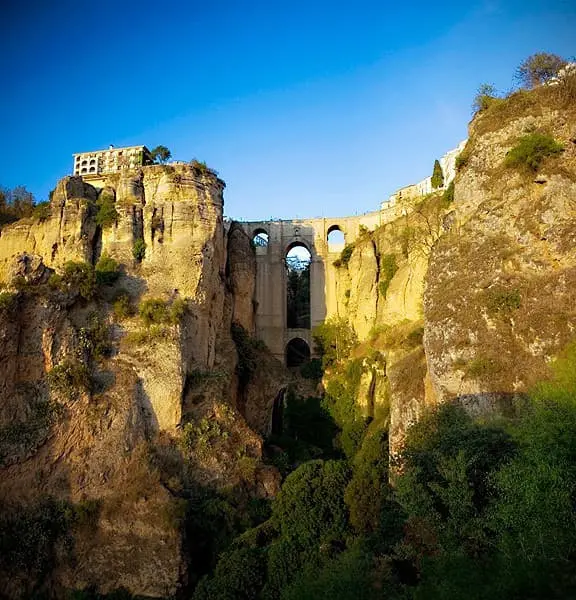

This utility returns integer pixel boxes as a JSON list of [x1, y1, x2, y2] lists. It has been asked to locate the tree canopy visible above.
[[150, 145, 172, 164], [515, 52, 567, 88], [431, 159, 444, 189]]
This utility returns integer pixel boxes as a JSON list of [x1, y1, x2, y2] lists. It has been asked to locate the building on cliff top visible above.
[[73, 145, 153, 177], [382, 139, 467, 209]]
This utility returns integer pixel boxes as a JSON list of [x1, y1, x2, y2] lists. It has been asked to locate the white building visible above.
[[73, 145, 152, 176]]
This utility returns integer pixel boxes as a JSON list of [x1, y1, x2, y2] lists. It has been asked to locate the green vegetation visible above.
[[431, 159, 444, 189], [313, 317, 357, 369], [0, 185, 35, 225], [95, 191, 118, 228], [61, 261, 96, 299], [47, 360, 92, 400], [133, 238, 146, 261], [113, 293, 134, 319], [486, 286, 521, 316], [231, 322, 267, 386], [78, 312, 112, 360], [138, 297, 185, 327], [332, 243, 354, 268], [471, 83, 502, 113], [455, 145, 471, 171], [504, 132, 563, 172], [150, 145, 172, 164], [377, 254, 398, 298], [190, 158, 219, 177], [0, 394, 62, 466], [32, 200, 51, 221], [442, 180, 455, 204], [0, 291, 16, 310], [180, 418, 230, 461], [95, 253, 121, 286], [464, 355, 502, 379], [515, 52, 567, 88]]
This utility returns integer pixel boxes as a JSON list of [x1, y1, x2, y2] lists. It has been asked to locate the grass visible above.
[[464, 356, 503, 379]]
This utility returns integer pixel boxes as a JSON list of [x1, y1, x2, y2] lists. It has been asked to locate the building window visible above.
[[89, 167, 96, 173], [81, 168, 87, 174], [81, 160, 87, 166]]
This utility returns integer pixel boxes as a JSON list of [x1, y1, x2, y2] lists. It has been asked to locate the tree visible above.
[[150, 145, 172, 164], [471, 83, 498, 113], [515, 53, 567, 88], [431, 159, 444, 189]]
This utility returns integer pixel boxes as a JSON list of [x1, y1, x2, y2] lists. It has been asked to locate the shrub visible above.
[[32, 201, 51, 222], [47, 360, 92, 400], [133, 238, 146, 261], [300, 357, 323, 380], [455, 148, 470, 171], [190, 158, 218, 177], [78, 313, 111, 360], [442, 181, 455, 204], [504, 133, 563, 172], [231, 322, 265, 386], [95, 253, 121, 286], [0, 291, 16, 310], [138, 297, 184, 328], [180, 418, 229, 460], [471, 83, 501, 114], [61, 261, 96, 299], [95, 192, 118, 228], [113, 294, 134, 319], [333, 244, 354, 268], [486, 287, 521, 316], [313, 317, 357, 368]]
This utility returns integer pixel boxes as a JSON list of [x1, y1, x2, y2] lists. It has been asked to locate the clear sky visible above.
[[1, 0, 574, 220]]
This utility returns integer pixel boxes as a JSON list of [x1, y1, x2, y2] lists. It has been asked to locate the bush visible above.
[[504, 133, 563, 172], [300, 357, 323, 380], [471, 83, 501, 114], [95, 253, 121, 286], [138, 297, 184, 328], [32, 201, 51, 222], [95, 192, 118, 228], [333, 244, 354, 268], [313, 317, 357, 368], [0, 291, 16, 310], [455, 148, 471, 171], [78, 313, 111, 360], [486, 287, 521, 316], [190, 158, 219, 177], [442, 181, 455, 204], [61, 261, 96, 299], [47, 360, 92, 400], [113, 294, 134, 319], [133, 238, 146, 261]]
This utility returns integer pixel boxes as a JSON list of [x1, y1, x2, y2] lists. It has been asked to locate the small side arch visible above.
[[285, 337, 311, 368], [252, 228, 269, 248], [327, 224, 345, 252]]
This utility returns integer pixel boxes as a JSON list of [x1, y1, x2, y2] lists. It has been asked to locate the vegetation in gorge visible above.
[[196, 340, 576, 600]]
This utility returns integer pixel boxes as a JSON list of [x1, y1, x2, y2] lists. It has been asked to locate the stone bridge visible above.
[[238, 205, 402, 364]]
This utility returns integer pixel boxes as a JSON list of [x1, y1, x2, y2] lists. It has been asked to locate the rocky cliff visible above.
[[0, 164, 286, 597], [326, 77, 576, 456]]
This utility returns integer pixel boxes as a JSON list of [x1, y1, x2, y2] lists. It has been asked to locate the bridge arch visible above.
[[252, 228, 269, 248], [327, 225, 345, 252], [285, 337, 311, 368]]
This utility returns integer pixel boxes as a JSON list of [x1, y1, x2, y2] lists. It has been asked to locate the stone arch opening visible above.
[[327, 225, 345, 252], [286, 337, 311, 368], [285, 242, 311, 329], [252, 228, 269, 247]]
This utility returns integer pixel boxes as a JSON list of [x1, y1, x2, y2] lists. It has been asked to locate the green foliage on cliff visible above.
[[313, 317, 357, 369], [504, 132, 563, 172], [132, 238, 146, 261], [515, 52, 567, 88], [47, 360, 92, 400], [378, 254, 398, 298], [61, 261, 96, 299], [95, 192, 118, 228], [95, 254, 121, 286], [333, 244, 354, 268], [138, 297, 185, 328], [431, 159, 444, 189]]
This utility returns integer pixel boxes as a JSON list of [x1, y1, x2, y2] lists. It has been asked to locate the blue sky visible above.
[[1, 0, 574, 220]]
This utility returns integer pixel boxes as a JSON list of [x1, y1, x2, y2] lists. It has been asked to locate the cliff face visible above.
[[327, 81, 576, 455], [0, 165, 286, 597]]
